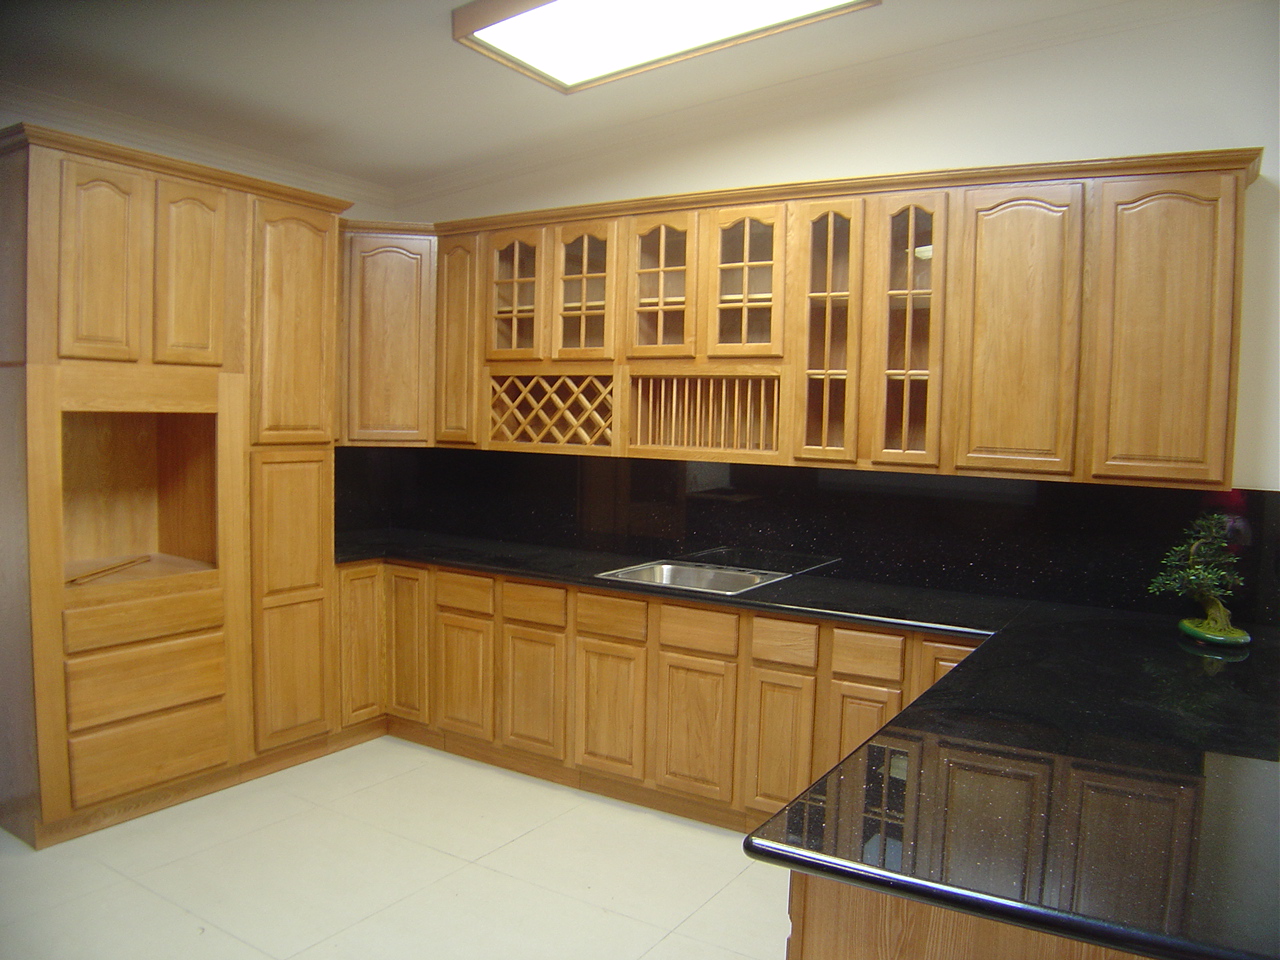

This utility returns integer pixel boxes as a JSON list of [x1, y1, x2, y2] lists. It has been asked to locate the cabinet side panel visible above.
[[0, 149, 27, 364], [436, 236, 479, 443]]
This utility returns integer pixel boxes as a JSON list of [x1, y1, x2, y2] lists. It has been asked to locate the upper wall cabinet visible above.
[[435, 233, 481, 445], [483, 226, 548, 361], [342, 224, 436, 444], [1087, 172, 1240, 485], [56, 156, 237, 367], [623, 211, 699, 358], [552, 219, 618, 361], [703, 203, 787, 358], [252, 198, 340, 445]]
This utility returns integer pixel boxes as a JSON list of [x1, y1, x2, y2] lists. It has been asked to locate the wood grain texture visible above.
[[502, 580, 567, 627], [385, 564, 429, 721], [816, 678, 903, 774], [576, 590, 647, 642], [62, 587, 223, 653], [153, 176, 229, 366], [904, 635, 979, 705], [338, 563, 385, 727], [435, 233, 481, 444], [753, 616, 818, 668], [574, 635, 646, 780], [654, 649, 737, 802], [432, 608, 495, 741], [435, 569, 495, 615], [657, 602, 739, 657], [742, 665, 814, 813], [831, 626, 905, 681], [501, 621, 567, 760]]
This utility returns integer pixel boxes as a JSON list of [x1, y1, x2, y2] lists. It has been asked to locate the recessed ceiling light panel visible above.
[[454, 0, 881, 92]]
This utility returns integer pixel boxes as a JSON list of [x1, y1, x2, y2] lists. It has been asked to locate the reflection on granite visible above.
[[746, 610, 1280, 960]]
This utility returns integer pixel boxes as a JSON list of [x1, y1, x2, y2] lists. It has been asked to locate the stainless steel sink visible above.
[[594, 560, 791, 596]]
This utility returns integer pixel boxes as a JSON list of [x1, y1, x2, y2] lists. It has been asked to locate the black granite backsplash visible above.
[[336, 447, 1280, 625]]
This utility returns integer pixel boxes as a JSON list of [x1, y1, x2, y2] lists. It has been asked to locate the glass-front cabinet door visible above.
[[861, 191, 947, 467], [789, 198, 864, 461], [624, 211, 697, 358], [552, 219, 616, 360], [702, 203, 786, 357], [483, 226, 547, 360]]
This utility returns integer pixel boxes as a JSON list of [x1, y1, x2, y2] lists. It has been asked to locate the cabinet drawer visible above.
[[659, 604, 738, 657], [752, 616, 818, 668], [576, 591, 647, 642], [63, 588, 223, 654], [435, 571, 495, 615], [504, 581, 567, 627], [832, 627, 905, 681], [68, 698, 229, 808], [65, 630, 226, 732]]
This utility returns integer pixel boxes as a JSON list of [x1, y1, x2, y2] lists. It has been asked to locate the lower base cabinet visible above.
[[385, 565, 429, 722], [501, 621, 568, 760], [654, 650, 738, 803], [574, 635, 647, 779], [743, 666, 815, 813]]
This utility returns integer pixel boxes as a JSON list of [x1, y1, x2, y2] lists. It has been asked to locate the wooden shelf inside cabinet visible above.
[[61, 410, 218, 587]]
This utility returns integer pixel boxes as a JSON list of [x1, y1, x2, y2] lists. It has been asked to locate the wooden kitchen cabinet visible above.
[[435, 232, 481, 444], [500, 581, 569, 760], [904, 634, 980, 706], [250, 446, 336, 751], [622, 210, 699, 358], [1087, 171, 1241, 484], [342, 224, 436, 443], [702, 203, 787, 357], [947, 182, 1084, 475], [432, 571, 496, 741], [483, 226, 549, 360], [251, 197, 339, 444], [337, 562, 385, 727], [573, 590, 648, 781], [551, 219, 618, 360], [384, 564, 430, 722], [814, 624, 907, 773], [742, 616, 818, 814]]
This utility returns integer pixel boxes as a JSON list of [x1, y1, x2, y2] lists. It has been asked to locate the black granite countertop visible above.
[[746, 604, 1280, 960]]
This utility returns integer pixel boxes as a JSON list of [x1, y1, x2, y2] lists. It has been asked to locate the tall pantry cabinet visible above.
[[0, 124, 348, 847]]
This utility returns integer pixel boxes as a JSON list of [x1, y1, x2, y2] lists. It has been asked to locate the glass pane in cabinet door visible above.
[[721, 220, 745, 264], [889, 210, 911, 290], [638, 270, 660, 305], [585, 235, 607, 274], [906, 379, 929, 451], [721, 265, 743, 298], [637, 310, 659, 346], [909, 295, 931, 370], [666, 228, 686, 267], [664, 269, 685, 301], [810, 216, 831, 292], [748, 218, 773, 261], [720, 307, 743, 345], [808, 301, 829, 369], [564, 236, 584, 276], [912, 208, 933, 289], [887, 296, 908, 370], [663, 310, 685, 346], [829, 215, 851, 294], [517, 241, 536, 277], [828, 300, 848, 369], [884, 379, 905, 449], [639, 228, 661, 269], [496, 243, 516, 281], [746, 306, 771, 344], [748, 264, 771, 297], [584, 313, 605, 349]]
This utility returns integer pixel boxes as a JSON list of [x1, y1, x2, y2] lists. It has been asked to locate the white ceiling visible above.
[[0, 0, 1230, 212]]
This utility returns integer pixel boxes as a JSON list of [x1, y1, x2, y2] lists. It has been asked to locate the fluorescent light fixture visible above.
[[453, 0, 880, 93]]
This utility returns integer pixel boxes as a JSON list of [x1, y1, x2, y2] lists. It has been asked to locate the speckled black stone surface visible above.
[[746, 609, 1280, 960]]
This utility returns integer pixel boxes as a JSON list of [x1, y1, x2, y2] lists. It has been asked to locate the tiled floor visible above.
[[0, 737, 792, 959]]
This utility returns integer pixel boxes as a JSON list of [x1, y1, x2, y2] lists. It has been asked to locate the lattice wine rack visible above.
[[490, 373, 614, 448], [631, 375, 779, 454]]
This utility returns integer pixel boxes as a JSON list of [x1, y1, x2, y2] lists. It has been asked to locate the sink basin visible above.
[[594, 560, 791, 596]]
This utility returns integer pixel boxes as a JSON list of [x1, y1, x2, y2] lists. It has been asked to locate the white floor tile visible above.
[[295, 863, 665, 960], [137, 807, 465, 959], [260, 737, 435, 805], [0, 828, 124, 928], [0, 878, 273, 960], [674, 861, 792, 960], [641, 933, 762, 960], [328, 750, 585, 861], [61, 777, 317, 877], [478, 794, 751, 929]]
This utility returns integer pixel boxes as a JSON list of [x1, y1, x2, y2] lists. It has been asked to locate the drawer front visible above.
[[65, 630, 226, 732], [576, 591, 647, 642], [435, 570, 495, 615], [832, 626, 905, 681], [63, 588, 224, 654], [658, 603, 738, 657], [68, 698, 229, 808], [752, 616, 818, 668], [503, 581, 567, 627]]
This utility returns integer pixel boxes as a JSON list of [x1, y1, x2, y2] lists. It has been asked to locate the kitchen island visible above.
[[745, 604, 1279, 960]]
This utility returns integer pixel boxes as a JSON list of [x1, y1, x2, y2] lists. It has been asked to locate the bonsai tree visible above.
[[1149, 513, 1250, 645]]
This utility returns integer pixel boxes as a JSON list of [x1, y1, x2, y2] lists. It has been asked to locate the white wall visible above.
[[404, 2, 1280, 491]]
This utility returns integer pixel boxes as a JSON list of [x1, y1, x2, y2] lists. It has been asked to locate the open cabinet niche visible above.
[[61, 411, 218, 585]]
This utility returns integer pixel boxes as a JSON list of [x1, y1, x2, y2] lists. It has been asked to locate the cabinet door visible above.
[[433, 609, 495, 741], [904, 634, 977, 705], [252, 198, 338, 444], [816, 679, 903, 774], [552, 219, 616, 360], [338, 563, 385, 727], [1088, 172, 1239, 484], [501, 622, 567, 759], [385, 564, 429, 721], [654, 650, 737, 802], [789, 199, 863, 461], [58, 157, 150, 361], [250, 447, 335, 751], [574, 635, 646, 780], [861, 191, 947, 467], [344, 231, 435, 441], [702, 204, 786, 357], [743, 666, 814, 814], [949, 183, 1083, 475], [153, 176, 229, 366], [623, 211, 698, 358], [436, 233, 481, 444], [483, 226, 548, 360]]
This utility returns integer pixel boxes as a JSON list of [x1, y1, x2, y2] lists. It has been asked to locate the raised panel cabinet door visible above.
[[949, 182, 1083, 475], [252, 197, 337, 444], [574, 635, 646, 780], [432, 609, 495, 741], [345, 231, 436, 440], [623, 210, 698, 358], [338, 563, 385, 727], [861, 190, 948, 468], [483, 226, 549, 360], [904, 634, 978, 706], [916, 740, 1055, 904], [501, 622, 567, 759], [385, 564, 429, 721], [816, 678, 903, 774], [654, 650, 737, 803], [58, 157, 151, 361], [153, 176, 229, 366], [435, 233, 480, 444], [743, 666, 815, 814], [250, 447, 335, 751], [788, 198, 863, 462], [1088, 172, 1240, 484], [701, 203, 786, 357], [551, 219, 617, 360]]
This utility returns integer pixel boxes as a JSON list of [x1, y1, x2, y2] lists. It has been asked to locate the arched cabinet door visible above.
[[701, 203, 786, 358], [1087, 172, 1240, 485]]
